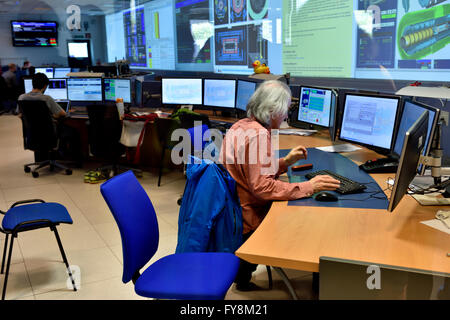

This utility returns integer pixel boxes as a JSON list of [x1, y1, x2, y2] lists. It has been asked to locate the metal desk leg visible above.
[[273, 267, 299, 300]]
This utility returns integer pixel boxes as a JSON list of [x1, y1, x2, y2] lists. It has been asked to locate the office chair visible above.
[[0, 199, 77, 300], [86, 104, 142, 178], [18, 100, 72, 178], [100, 171, 240, 299], [155, 117, 181, 187]]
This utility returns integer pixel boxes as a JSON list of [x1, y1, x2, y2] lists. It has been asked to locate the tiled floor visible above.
[[0, 114, 316, 300]]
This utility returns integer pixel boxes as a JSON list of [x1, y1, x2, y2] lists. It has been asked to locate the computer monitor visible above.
[[388, 110, 428, 212], [329, 92, 338, 142], [141, 80, 162, 109], [89, 65, 118, 77], [35, 67, 53, 78], [339, 93, 401, 152], [203, 79, 236, 109], [103, 78, 131, 104], [45, 78, 68, 101], [67, 78, 102, 102], [236, 80, 256, 112], [297, 86, 336, 128], [392, 99, 440, 175], [68, 42, 89, 58], [161, 78, 202, 105], [289, 85, 301, 100], [24, 78, 33, 93], [53, 67, 71, 78], [23, 78, 67, 100]]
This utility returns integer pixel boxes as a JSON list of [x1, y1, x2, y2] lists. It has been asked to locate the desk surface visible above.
[[235, 131, 450, 275]]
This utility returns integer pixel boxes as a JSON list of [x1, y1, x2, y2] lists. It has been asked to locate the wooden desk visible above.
[[235, 132, 450, 276]]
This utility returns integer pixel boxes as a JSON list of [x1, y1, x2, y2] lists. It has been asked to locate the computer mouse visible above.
[[315, 192, 338, 202]]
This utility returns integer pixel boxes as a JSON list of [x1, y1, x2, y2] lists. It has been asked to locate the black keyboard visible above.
[[305, 169, 367, 194]]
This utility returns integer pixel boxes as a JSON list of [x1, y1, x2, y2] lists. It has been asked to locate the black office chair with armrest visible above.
[[86, 104, 142, 178], [179, 112, 211, 130], [19, 100, 72, 178], [155, 117, 181, 187]]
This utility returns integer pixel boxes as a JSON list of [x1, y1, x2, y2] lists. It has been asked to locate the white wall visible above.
[[0, 12, 106, 67]]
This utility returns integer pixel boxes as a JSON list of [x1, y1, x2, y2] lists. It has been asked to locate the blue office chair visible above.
[[0, 199, 77, 300], [100, 170, 240, 300]]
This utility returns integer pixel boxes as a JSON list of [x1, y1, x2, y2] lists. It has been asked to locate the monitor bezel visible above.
[[161, 77, 203, 106], [201, 78, 237, 111], [388, 110, 429, 212], [235, 79, 257, 112], [67, 77, 103, 103], [396, 99, 441, 175], [292, 85, 336, 129], [338, 92, 401, 154], [103, 78, 132, 104]]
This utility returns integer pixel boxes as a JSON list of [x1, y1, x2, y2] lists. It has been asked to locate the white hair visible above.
[[246, 80, 291, 126]]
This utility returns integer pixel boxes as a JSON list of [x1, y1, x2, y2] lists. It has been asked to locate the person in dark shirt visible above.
[[2, 64, 19, 114], [19, 73, 82, 166]]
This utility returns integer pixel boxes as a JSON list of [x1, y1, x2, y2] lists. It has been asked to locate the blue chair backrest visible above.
[[187, 124, 210, 153], [100, 171, 159, 283]]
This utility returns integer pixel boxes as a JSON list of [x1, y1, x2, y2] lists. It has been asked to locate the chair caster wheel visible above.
[[49, 165, 55, 172], [66, 169, 72, 175], [177, 198, 182, 206], [24, 166, 31, 173], [32, 171, 39, 178]]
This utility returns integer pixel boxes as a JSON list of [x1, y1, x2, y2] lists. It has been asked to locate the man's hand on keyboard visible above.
[[309, 175, 341, 193]]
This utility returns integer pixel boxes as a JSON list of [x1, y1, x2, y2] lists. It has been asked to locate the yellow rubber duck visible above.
[[252, 60, 270, 74]]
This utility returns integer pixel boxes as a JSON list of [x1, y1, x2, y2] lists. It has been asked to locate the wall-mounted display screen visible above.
[[104, 0, 450, 81], [11, 21, 58, 47]]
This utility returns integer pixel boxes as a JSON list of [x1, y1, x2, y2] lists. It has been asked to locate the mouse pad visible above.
[[279, 148, 389, 210]]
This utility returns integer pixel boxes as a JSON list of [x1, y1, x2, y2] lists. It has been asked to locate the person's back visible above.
[[18, 72, 82, 165], [18, 73, 66, 119], [2, 64, 18, 89], [19, 91, 64, 118]]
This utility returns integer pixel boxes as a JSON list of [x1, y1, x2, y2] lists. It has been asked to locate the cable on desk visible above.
[[337, 188, 389, 202]]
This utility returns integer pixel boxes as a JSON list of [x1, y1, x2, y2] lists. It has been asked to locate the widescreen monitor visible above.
[[235, 80, 256, 111], [388, 110, 428, 212], [11, 21, 58, 47], [67, 78, 102, 101], [161, 78, 202, 105], [68, 42, 89, 58], [203, 79, 236, 109], [103, 78, 131, 103], [54, 68, 71, 78], [24, 78, 67, 100], [297, 86, 335, 128], [392, 99, 439, 174], [45, 78, 68, 100], [35, 67, 54, 78], [339, 93, 400, 152], [24, 79, 33, 93]]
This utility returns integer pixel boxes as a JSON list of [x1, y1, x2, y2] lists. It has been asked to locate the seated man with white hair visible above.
[[220, 80, 340, 291]]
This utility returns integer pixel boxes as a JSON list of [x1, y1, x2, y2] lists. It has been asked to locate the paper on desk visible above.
[[420, 219, 450, 235], [278, 129, 317, 136], [412, 193, 450, 205], [315, 144, 362, 153]]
